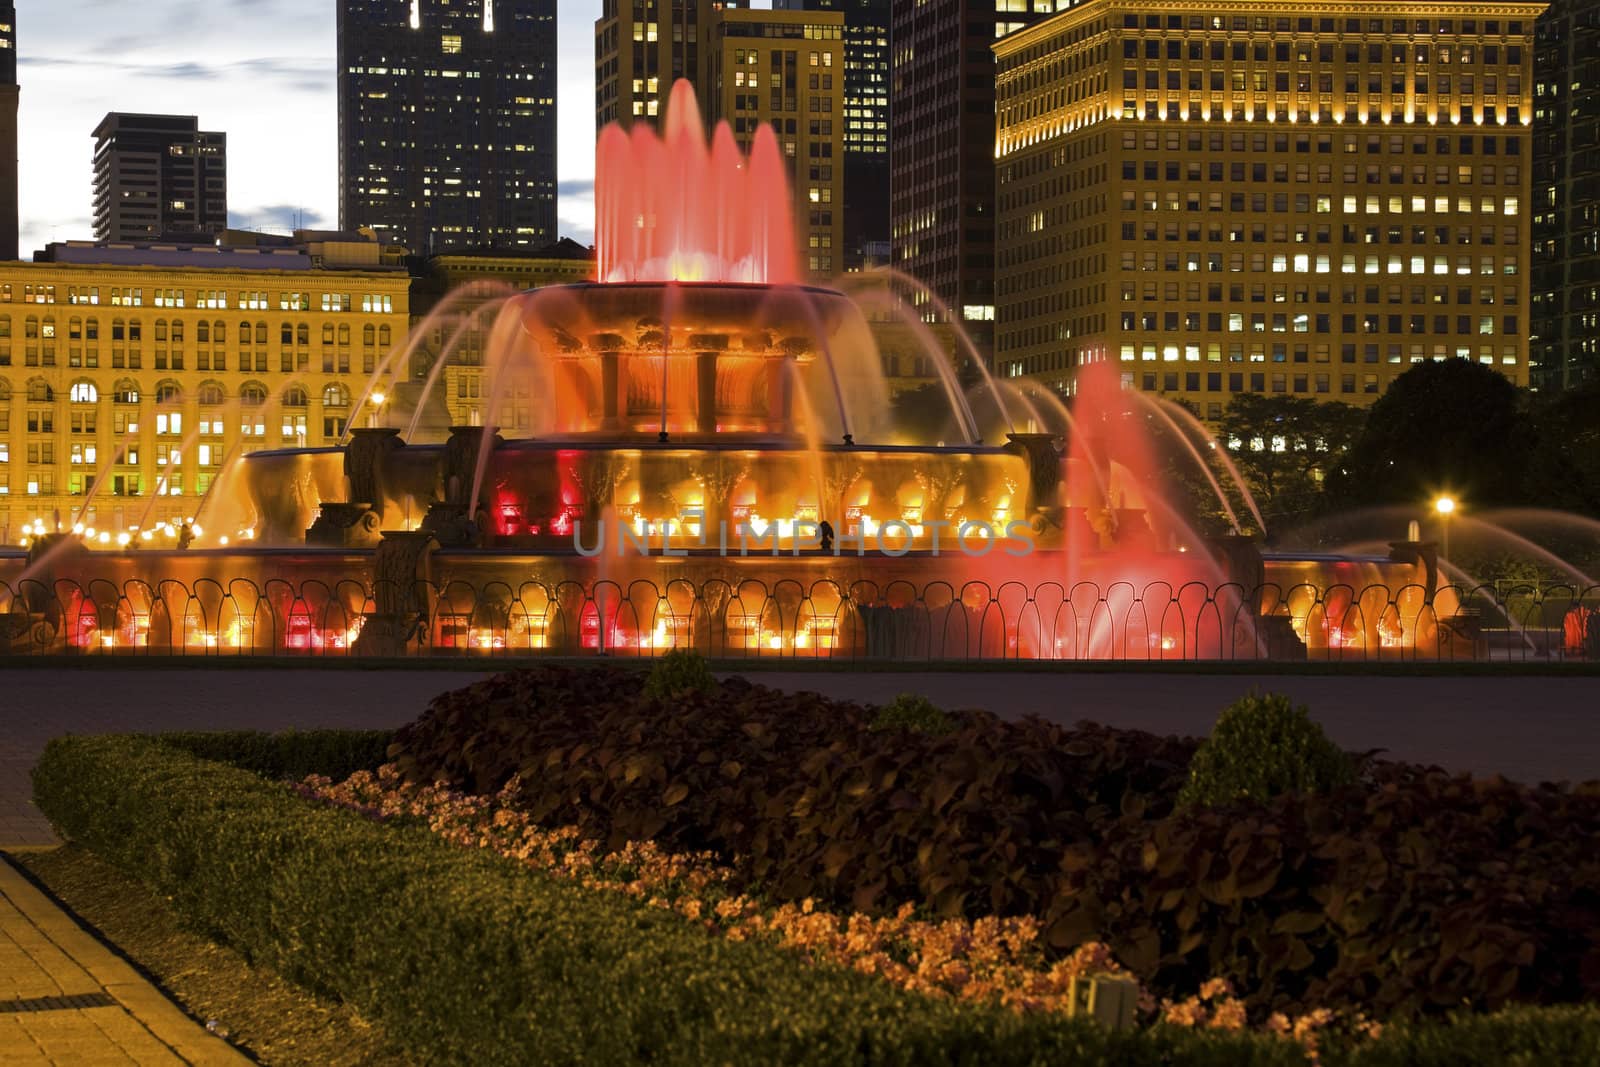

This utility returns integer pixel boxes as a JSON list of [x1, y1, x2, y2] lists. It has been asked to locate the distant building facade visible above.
[[338, 0, 558, 255], [1531, 0, 1600, 390], [891, 0, 1055, 363], [92, 114, 227, 243], [775, 0, 891, 270], [0, 233, 410, 542], [0, 2, 18, 261], [595, 0, 747, 128], [994, 1, 1539, 419]]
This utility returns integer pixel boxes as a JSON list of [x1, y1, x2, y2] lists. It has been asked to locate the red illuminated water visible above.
[[595, 81, 799, 285]]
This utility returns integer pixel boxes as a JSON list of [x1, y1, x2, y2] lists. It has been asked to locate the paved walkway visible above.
[[0, 855, 248, 1066]]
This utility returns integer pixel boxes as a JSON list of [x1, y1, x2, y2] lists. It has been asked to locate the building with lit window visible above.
[[595, 0, 747, 128], [891, 0, 1058, 364], [1531, 0, 1600, 390], [994, 2, 1540, 419], [338, 0, 557, 254], [92, 114, 227, 243], [775, 0, 891, 269], [1, 2, 19, 262], [0, 233, 410, 544]]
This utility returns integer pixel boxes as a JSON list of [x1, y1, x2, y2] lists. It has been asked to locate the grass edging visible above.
[[10, 845, 413, 1067]]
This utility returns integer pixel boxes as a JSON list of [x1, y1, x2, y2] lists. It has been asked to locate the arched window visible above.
[[255, 322, 267, 345], [24, 316, 38, 338], [69, 317, 83, 340], [69, 380, 98, 404], [296, 323, 309, 346], [0, 316, 10, 338], [363, 324, 376, 346], [322, 383, 350, 408], [280, 322, 293, 346], [378, 325, 392, 347], [154, 380, 182, 404], [128, 319, 142, 342], [112, 380, 139, 404], [240, 381, 268, 406], [154, 319, 168, 343], [112, 318, 126, 341], [337, 323, 350, 345], [170, 319, 184, 344], [27, 379, 52, 402], [282, 385, 308, 408], [196, 321, 210, 344], [0, 377, 11, 400], [85, 318, 99, 341], [215, 320, 227, 343], [197, 381, 226, 406], [321, 323, 335, 345]]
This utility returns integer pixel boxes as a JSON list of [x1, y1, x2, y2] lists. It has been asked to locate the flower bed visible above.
[[32, 733, 1309, 1067], [388, 667, 1600, 1019]]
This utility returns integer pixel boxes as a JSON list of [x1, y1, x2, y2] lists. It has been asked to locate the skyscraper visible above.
[[993, 1, 1538, 417], [775, 0, 891, 270], [595, 0, 748, 129], [338, 0, 558, 254], [92, 114, 228, 243], [890, 0, 1056, 364], [1531, 0, 1600, 391], [0, 2, 18, 261]]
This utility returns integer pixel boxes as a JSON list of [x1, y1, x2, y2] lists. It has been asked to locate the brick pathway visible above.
[[0, 854, 248, 1066]]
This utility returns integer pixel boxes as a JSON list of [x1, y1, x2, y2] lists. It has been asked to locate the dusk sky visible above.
[[14, 0, 627, 258]]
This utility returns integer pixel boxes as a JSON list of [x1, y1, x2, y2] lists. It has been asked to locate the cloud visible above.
[[229, 204, 331, 233], [20, 55, 330, 94], [557, 179, 595, 198]]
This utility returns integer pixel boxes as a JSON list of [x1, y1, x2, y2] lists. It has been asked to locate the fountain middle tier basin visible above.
[[218, 437, 1044, 551]]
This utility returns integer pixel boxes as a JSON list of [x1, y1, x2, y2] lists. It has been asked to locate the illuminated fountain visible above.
[[3, 81, 1511, 661]]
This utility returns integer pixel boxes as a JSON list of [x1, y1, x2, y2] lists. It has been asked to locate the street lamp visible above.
[[1433, 495, 1456, 564]]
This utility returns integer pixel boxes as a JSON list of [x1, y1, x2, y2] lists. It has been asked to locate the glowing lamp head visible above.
[[1433, 496, 1457, 516], [371, 391, 387, 406]]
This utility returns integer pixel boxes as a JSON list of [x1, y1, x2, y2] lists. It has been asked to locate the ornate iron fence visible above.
[[4, 575, 1597, 663]]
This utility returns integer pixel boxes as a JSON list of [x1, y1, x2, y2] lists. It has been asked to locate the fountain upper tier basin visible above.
[[513, 281, 875, 437]]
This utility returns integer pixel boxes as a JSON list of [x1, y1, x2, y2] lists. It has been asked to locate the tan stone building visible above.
[[994, 1, 1543, 419], [0, 233, 410, 544]]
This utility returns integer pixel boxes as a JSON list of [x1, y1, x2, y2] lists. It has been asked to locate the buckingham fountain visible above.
[[3, 83, 1487, 661]]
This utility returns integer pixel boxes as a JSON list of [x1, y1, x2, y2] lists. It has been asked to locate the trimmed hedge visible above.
[[32, 734, 1299, 1067], [152, 729, 393, 783], [388, 668, 1600, 1020]]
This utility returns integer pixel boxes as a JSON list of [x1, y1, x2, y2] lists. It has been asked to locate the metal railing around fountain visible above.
[[3, 576, 1597, 664]]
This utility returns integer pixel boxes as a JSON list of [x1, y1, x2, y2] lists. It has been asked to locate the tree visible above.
[[1523, 381, 1600, 521], [1325, 359, 1529, 509], [1219, 395, 1365, 529]]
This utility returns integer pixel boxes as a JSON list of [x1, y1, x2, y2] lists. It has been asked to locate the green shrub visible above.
[[870, 693, 957, 736], [30, 734, 1305, 1067], [644, 648, 718, 702], [152, 729, 393, 782], [1178, 693, 1354, 809]]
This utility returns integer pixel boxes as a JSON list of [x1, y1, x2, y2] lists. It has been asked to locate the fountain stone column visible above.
[[696, 351, 719, 433], [305, 427, 401, 547], [420, 425, 504, 547], [765, 354, 794, 434], [355, 530, 439, 657], [1004, 433, 1064, 538]]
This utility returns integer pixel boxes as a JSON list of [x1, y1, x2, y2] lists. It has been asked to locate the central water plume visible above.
[[596, 82, 799, 286]]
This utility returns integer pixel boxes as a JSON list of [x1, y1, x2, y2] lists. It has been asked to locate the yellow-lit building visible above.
[[0, 233, 410, 544], [707, 7, 846, 277], [994, 2, 1542, 419]]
